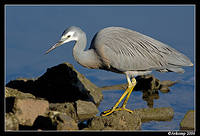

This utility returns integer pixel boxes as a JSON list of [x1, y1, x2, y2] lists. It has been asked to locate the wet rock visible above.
[[49, 102, 78, 122], [99, 83, 127, 91], [133, 107, 174, 123], [159, 80, 179, 86], [55, 113, 78, 130], [85, 110, 141, 130], [5, 113, 19, 131], [159, 86, 170, 93], [99, 75, 178, 109], [75, 100, 99, 121], [99, 75, 178, 94], [180, 110, 195, 130], [6, 62, 103, 105], [159, 80, 179, 93], [135, 74, 178, 94], [12, 98, 49, 126], [134, 75, 160, 93]]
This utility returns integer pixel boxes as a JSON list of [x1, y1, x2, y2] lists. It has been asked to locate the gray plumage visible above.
[[45, 26, 193, 116], [45, 26, 193, 79]]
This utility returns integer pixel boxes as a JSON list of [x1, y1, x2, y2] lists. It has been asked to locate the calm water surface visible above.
[[97, 78, 194, 130]]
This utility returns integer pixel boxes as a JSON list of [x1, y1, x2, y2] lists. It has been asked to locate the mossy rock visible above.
[[180, 110, 195, 130]]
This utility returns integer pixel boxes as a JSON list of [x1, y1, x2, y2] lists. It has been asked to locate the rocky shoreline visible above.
[[5, 62, 194, 131]]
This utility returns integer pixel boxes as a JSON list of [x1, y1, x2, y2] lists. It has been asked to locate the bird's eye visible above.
[[67, 35, 71, 38]]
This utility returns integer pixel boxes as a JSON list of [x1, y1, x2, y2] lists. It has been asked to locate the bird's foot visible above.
[[100, 107, 133, 116], [100, 109, 114, 116], [115, 107, 133, 113]]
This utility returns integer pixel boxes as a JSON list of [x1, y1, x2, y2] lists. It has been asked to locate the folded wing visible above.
[[90, 27, 193, 74]]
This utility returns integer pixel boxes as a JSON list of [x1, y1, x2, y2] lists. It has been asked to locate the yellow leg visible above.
[[100, 86, 132, 116], [115, 78, 136, 113], [100, 77, 136, 116], [121, 78, 136, 108]]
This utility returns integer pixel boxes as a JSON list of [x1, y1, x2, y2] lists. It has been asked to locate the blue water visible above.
[[97, 81, 194, 130]]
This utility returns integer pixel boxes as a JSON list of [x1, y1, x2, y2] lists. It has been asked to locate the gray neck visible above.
[[72, 32, 101, 69]]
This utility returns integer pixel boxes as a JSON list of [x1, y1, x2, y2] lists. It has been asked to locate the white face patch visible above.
[[61, 31, 75, 39]]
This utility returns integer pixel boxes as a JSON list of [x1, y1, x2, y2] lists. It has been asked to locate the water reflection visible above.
[[142, 90, 159, 108], [99, 74, 179, 108]]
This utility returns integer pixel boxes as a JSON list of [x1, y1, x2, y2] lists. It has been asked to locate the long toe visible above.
[[115, 107, 133, 113], [100, 109, 115, 116], [100, 107, 133, 116]]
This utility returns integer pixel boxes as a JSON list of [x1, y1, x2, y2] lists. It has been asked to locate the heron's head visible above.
[[45, 26, 81, 55]]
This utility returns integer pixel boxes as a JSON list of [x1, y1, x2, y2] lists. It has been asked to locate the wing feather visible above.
[[90, 27, 192, 72]]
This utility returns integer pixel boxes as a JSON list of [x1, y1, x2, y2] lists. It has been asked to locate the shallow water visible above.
[[97, 82, 194, 130]]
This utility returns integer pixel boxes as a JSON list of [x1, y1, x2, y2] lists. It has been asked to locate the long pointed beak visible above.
[[44, 40, 64, 55]]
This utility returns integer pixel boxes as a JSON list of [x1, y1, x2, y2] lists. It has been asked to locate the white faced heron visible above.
[[45, 26, 193, 116]]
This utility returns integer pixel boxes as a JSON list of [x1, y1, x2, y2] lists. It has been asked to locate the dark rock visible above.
[[180, 110, 195, 130], [49, 102, 78, 122], [75, 100, 99, 121], [6, 78, 36, 96], [159, 80, 178, 93], [76, 71, 103, 106], [78, 121, 88, 130], [85, 110, 141, 130], [5, 63, 104, 130], [19, 115, 56, 130], [34, 62, 93, 103], [99, 75, 178, 108], [6, 97, 16, 113], [6, 62, 103, 105], [99, 75, 178, 94], [133, 107, 174, 123], [134, 75, 160, 92], [32, 116, 56, 130]]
